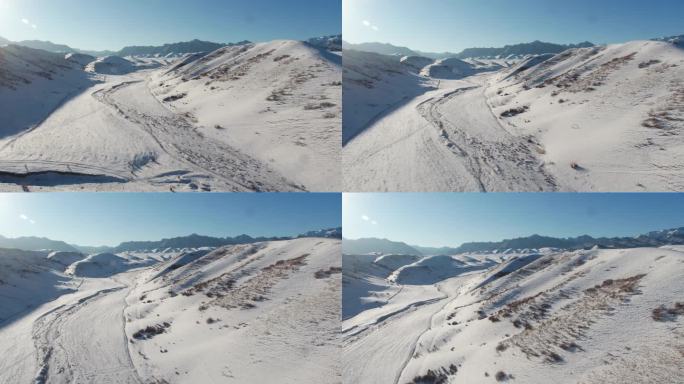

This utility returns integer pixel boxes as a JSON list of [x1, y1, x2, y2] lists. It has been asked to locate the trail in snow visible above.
[[93, 79, 302, 192], [343, 79, 557, 192], [31, 281, 141, 384], [0, 71, 303, 192]]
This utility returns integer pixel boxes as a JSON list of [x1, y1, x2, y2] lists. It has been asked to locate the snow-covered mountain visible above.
[[0, 38, 340, 192], [343, 36, 684, 192], [0, 44, 95, 138], [486, 39, 684, 191], [64, 52, 95, 67], [0, 238, 341, 383], [342, 49, 435, 144], [149, 39, 341, 191], [343, 242, 684, 383], [125, 238, 341, 383], [0, 236, 341, 383]]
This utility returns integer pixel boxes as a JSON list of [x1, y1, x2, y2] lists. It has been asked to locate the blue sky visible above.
[[343, 193, 684, 247], [0, 0, 341, 51], [343, 0, 684, 52], [0, 193, 341, 246]]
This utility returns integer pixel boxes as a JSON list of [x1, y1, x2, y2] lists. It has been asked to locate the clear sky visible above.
[[343, 0, 684, 52], [343, 193, 684, 247], [0, 0, 341, 51], [0, 193, 341, 246]]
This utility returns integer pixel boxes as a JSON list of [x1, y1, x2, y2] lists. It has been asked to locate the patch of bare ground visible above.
[[504, 274, 646, 363]]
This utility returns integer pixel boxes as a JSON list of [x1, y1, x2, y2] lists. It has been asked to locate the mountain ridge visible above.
[[0, 227, 341, 254], [343, 40, 595, 59], [0, 35, 341, 57], [343, 227, 684, 255]]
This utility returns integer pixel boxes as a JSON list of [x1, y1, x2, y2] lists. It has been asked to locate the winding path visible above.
[[343, 79, 557, 192], [31, 282, 141, 384]]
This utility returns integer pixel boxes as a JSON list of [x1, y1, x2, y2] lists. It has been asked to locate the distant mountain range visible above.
[[0, 235, 80, 253], [0, 227, 341, 254], [343, 227, 684, 255], [456, 228, 684, 253], [342, 238, 422, 255], [0, 35, 341, 57], [343, 40, 595, 59]]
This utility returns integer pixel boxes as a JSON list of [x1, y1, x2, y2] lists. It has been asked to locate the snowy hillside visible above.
[[486, 39, 684, 191], [0, 39, 340, 192], [65, 53, 95, 68], [343, 38, 684, 192], [0, 45, 95, 138], [0, 238, 341, 384], [125, 238, 341, 383], [85, 56, 138, 75], [342, 50, 436, 144], [343, 245, 684, 383], [150, 40, 341, 191]]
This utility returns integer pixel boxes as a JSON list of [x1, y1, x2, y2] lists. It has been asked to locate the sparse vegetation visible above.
[[163, 93, 187, 102], [500, 106, 529, 118], [133, 322, 171, 340], [314, 266, 342, 279], [304, 101, 336, 110], [652, 302, 684, 321], [639, 59, 662, 69]]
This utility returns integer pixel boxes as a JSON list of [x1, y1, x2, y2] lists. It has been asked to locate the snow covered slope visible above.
[[46, 251, 86, 269], [64, 53, 95, 68], [343, 38, 684, 192], [85, 56, 137, 74], [343, 50, 435, 144], [343, 246, 684, 383], [125, 238, 341, 383], [0, 40, 339, 192], [149, 40, 341, 191], [66, 252, 156, 277], [0, 237, 341, 384], [0, 45, 95, 138], [486, 40, 684, 191], [0, 248, 77, 323]]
